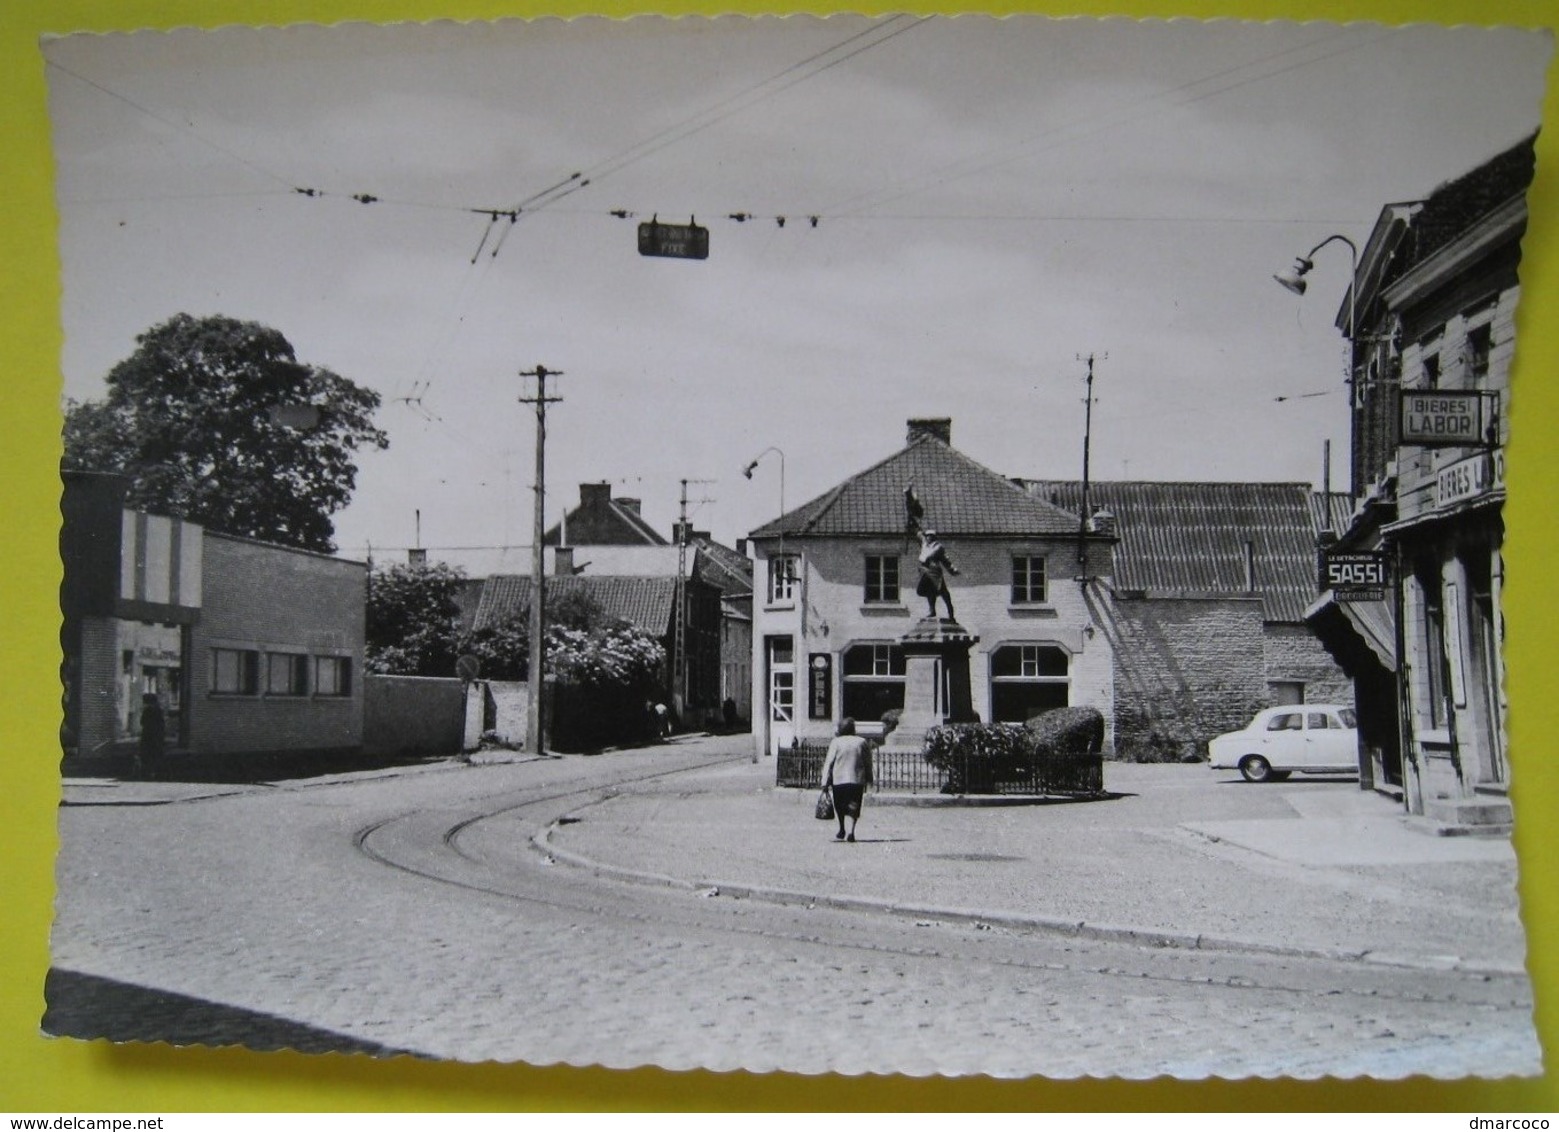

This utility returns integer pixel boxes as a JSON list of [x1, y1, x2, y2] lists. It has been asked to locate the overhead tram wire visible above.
[[564, 16, 933, 195], [824, 25, 1385, 220]]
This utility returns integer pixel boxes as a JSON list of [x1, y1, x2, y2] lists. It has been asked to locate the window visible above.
[[1266, 712, 1303, 732], [864, 555, 900, 603], [1465, 323, 1492, 386], [767, 555, 799, 604], [266, 652, 309, 696], [315, 655, 352, 697], [1011, 556, 1047, 604], [1307, 712, 1333, 730], [1422, 353, 1441, 389], [989, 644, 1069, 723], [211, 648, 259, 695], [1416, 564, 1448, 729], [841, 643, 906, 722]]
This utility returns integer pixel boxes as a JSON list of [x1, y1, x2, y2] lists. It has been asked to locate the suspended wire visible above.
[[827, 26, 1386, 218], [46, 58, 298, 192], [570, 16, 932, 193]]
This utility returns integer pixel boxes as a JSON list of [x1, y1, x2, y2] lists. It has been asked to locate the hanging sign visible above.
[[638, 219, 709, 260], [1399, 390, 1492, 447], [1319, 550, 1390, 602]]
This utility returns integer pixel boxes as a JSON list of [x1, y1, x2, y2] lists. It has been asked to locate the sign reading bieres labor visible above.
[[1319, 550, 1390, 602], [1399, 390, 1489, 446], [1436, 448, 1505, 510]]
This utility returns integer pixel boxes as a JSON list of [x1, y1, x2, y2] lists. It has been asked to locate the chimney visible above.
[[1244, 540, 1257, 592], [736, 538, 748, 556], [617, 497, 642, 514], [580, 482, 611, 507], [907, 418, 952, 446], [554, 546, 575, 576]]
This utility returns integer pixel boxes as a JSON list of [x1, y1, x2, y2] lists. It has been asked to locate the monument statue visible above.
[[914, 528, 959, 619]]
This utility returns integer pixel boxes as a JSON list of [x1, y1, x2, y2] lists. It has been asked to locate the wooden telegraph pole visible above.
[[518, 364, 562, 755]]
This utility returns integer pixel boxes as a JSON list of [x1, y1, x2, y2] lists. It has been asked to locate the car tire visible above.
[[1239, 755, 1274, 783]]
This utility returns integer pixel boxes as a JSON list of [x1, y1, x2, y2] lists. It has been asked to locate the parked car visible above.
[[1207, 705, 1360, 782]]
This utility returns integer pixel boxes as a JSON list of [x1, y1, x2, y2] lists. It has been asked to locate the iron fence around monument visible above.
[[777, 737, 1103, 797]]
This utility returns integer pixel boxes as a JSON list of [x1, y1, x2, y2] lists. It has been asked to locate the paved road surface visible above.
[[50, 738, 1540, 1079]]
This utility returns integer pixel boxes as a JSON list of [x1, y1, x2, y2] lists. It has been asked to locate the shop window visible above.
[[1011, 556, 1047, 604], [989, 643, 1068, 723], [266, 652, 309, 697], [315, 656, 352, 698], [211, 648, 259, 695], [864, 554, 900, 604], [841, 643, 906, 722]]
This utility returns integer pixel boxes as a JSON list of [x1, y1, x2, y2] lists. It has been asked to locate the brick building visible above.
[[1024, 481, 1354, 759], [746, 419, 1116, 758], [61, 472, 366, 767]]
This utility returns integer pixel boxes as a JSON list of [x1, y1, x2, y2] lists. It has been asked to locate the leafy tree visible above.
[[62, 313, 389, 552], [366, 561, 467, 677]]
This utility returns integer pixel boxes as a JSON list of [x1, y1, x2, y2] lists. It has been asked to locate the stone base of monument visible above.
[[883, 615, 980, 754]]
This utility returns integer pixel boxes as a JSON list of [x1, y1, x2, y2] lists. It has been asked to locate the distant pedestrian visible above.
[[722, 697, 738, 732], [655, 702, 672, 740], [821, 716, 872, 842], [137, 693, 165, 779]]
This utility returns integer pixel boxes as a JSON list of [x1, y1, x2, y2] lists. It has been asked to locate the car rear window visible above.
[[1338, 708, 1358, 728]]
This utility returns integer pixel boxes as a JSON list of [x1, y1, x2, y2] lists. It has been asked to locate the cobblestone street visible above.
[[51, 737, 1540, 1079]]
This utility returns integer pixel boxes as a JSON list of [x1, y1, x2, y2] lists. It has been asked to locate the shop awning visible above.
[[1304, 591, 1396, 674]]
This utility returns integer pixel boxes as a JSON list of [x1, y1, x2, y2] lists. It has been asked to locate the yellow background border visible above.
[[4, 0, 1556, 1111]]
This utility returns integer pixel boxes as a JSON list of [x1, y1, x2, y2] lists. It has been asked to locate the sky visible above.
[[43, 16, 1554, 565]]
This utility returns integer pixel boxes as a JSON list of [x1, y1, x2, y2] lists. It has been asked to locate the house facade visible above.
[[1304, 136, 1532, 830], [61, 471, 367, 766], [746, 419, 1116, 759]]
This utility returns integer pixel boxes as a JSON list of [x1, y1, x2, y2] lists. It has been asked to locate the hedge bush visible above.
[[924, 706, 1105, 796]]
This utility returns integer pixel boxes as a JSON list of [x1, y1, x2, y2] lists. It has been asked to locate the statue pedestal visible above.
[[886, 616, 979, 751]]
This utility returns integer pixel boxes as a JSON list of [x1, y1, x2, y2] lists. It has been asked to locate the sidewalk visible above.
[[540, 747, 1529, 975]]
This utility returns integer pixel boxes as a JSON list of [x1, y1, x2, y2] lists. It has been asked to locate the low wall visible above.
[[363, 674, 466, 757]]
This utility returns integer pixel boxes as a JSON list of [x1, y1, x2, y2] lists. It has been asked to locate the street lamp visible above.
[[742, 446, 786, 519], [1275, 233, 1361, 495], [1274, 233, 1358, 346]]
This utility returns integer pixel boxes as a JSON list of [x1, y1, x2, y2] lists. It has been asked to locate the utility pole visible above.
[[674, 477, 714, 721], [518, 364, 563, 755], [1077, 352, 1104, 573]]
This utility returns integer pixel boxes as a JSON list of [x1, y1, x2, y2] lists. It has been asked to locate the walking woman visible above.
[[821, 716, 873, 842]]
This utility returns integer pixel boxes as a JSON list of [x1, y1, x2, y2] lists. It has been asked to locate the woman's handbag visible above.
[[814, 786, 835, 821]]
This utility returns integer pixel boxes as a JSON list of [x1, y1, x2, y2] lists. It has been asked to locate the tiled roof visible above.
[[472, 574, 677, 636], [688, 536, 753, 597], [750, 434, 1080, 539], [1410, 134, 1536, 269], [1024, 480, 1325, 623], [1309, 492, 1355, 540]]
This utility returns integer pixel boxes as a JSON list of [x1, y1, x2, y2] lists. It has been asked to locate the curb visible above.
[[530, 798, 1527, 980]]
